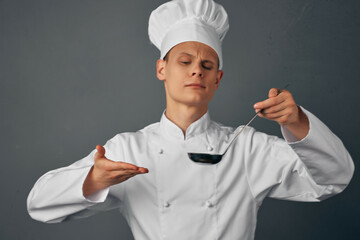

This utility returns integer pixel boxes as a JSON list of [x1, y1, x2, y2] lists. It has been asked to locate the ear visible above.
[[215, 70, 224, 89], [156, 59, 166, 81]]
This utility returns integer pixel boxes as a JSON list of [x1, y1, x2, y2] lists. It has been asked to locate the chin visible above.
[[169, 93, 213, 107], [182, 97, 211, 107]]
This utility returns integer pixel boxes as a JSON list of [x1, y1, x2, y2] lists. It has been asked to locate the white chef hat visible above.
[[148, 0, 229, 69]]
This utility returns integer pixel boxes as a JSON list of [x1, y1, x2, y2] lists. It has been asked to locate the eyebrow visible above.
[[179, 52, 193, 57], [178, 52, 215, 65]]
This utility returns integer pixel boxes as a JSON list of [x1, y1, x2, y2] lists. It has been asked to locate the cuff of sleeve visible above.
[[281, 105, 311, 145], [84, 187, 110, 203]]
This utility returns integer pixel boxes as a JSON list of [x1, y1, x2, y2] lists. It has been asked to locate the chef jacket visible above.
[[27, 106, 354, 240]]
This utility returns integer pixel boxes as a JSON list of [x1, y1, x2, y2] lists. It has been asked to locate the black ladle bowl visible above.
[[187, 153, 223, 165]]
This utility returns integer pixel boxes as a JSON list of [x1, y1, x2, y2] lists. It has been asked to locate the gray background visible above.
[[1, 0, 359, 239]]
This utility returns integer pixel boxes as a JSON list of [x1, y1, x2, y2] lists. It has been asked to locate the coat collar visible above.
[[159, 110, 211, 140]]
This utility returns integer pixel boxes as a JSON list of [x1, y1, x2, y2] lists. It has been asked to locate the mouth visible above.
[[185, 83, 206, 89]]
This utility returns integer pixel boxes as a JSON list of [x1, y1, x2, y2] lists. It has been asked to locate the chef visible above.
[[27, 0, 354, 239]]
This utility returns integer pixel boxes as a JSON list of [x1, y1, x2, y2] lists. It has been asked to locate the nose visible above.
[[192, 72, 203, 77], [191, 62, 204, 78]]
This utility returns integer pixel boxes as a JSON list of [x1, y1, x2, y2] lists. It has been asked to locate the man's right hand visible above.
[[83, 145, 149, 197]]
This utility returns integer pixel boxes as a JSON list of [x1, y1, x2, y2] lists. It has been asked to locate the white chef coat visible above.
[[27, 106, 354, 240]]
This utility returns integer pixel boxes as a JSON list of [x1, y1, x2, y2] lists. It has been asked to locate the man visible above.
[[27, 0, 354, 239]]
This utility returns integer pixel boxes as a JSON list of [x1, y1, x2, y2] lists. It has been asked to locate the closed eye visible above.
[[202, 60, 214, 70], [202, 64, 213, 70]]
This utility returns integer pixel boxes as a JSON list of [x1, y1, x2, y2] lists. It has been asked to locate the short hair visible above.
[[163, 51, 170, 62]]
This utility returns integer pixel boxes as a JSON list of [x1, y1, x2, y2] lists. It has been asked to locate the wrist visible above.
[[283, 106, 309, 140], [82, 166, 106, 197]]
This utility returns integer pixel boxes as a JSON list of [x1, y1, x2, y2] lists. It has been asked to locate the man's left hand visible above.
[[253, 88, 309, 140]]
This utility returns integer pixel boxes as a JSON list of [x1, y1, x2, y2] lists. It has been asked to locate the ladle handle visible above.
[[222, 86, 289, 155], [222, 110, 261, 155]]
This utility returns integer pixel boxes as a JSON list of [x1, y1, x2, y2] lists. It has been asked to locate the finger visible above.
[[260, 109, 288, 120], [261, 96, 296, 115], [107, 161, 140, 171], [123, 173, 138, 180], [138, 167, 149, 173], [95, 145, 106, 160], [118, 173, 139, 182], [254, 95, 285, 111], [115, 167, 149, 176], [111, 170, 146, 181], [268, 88, 281, 98], [259, 89, 289, 108], [267, 114, 293, 125], [112, 169, 143, 176], [262, 92, 296, 114], [261, 101, 288, 114], [114, 174, 134, 183]]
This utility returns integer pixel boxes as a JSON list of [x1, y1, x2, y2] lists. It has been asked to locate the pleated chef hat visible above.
[[148, 0, 229, 69]]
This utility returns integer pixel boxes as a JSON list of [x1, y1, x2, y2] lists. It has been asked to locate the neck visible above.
[[165, 104, 208, 135]]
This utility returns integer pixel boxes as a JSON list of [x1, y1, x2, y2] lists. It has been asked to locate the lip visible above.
[[185, 83, 206, 89]]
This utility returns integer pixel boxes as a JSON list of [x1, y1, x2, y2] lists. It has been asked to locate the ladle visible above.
[[188, 87, 287, 165], [187, 109, 262, 164]]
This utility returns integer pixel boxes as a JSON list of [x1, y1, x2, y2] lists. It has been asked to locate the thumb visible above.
[[268, 88, 280, 98], [95, 145, 106, 160]]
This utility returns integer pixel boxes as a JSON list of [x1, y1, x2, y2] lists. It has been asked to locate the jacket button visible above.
[[159, 149, 164, 154], [207, 146, 213, 151], [163, 201, 170, 208], [205, 200, 213, 208]]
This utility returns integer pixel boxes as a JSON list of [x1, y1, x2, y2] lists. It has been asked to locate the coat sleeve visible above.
[[27, 138, 123, 223], [244, 106, 354, 204]]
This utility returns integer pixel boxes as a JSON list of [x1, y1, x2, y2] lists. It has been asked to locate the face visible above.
[[156, 41, 223, 109]]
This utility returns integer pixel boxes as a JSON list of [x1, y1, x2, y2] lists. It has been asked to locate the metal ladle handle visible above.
[[222, 87, 287, 155], [221, 109, 262, 155]]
